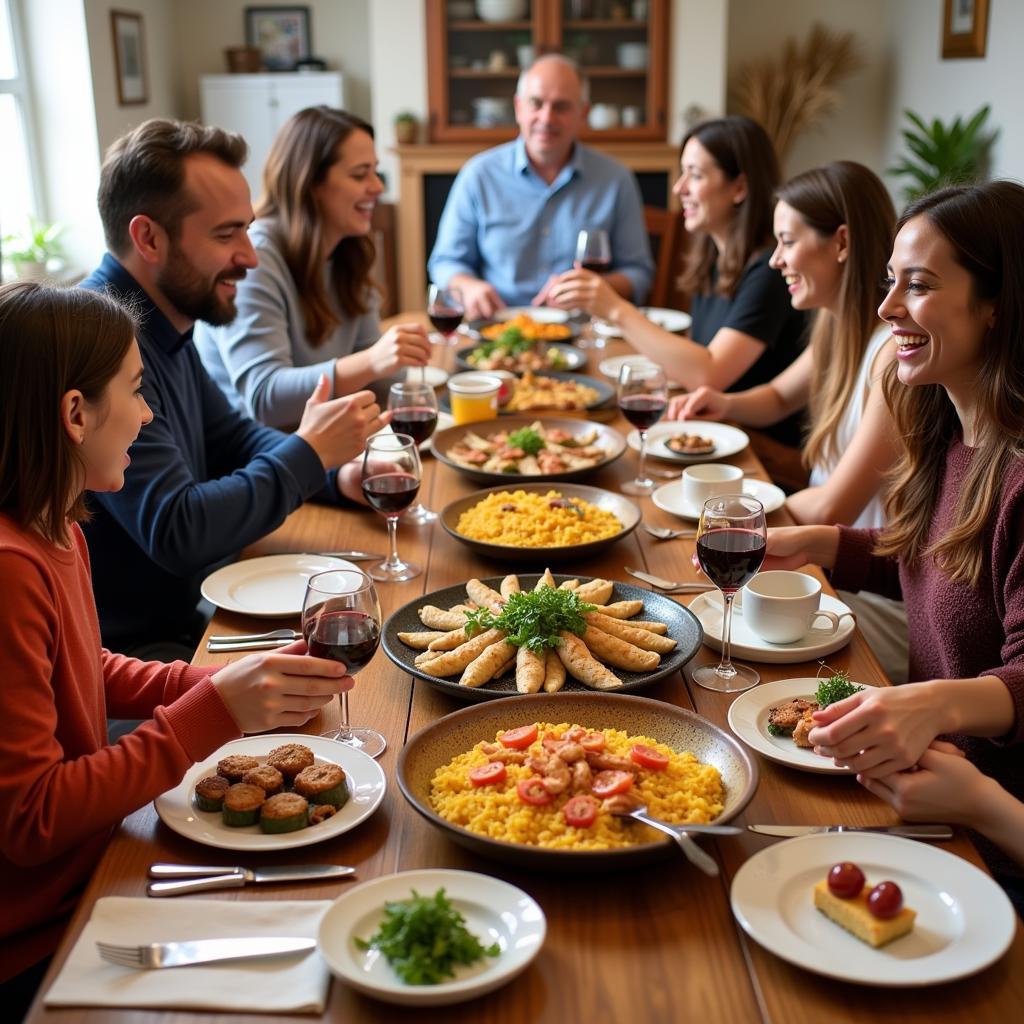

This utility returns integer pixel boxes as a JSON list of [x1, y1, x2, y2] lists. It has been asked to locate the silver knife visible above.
[[623, 567, 714, 592], [207, 639, 292, 652], [747, 824, 954, 840], [147, 863, 356, 897]]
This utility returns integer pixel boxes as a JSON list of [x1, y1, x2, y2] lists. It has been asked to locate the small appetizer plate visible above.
[[319, 869, 546, 1006], [653, 477, 786, 521], [626, 421, 750, 464], [731, 832, 1016, 986], [726, 677, 856, 775]]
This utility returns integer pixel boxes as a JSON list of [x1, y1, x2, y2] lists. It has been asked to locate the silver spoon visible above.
[[612, 805, 725, 876], [643, 524, 696, 541]]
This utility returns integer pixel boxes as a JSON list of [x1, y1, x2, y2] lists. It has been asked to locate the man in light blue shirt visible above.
[[428, 55, 654, 319]]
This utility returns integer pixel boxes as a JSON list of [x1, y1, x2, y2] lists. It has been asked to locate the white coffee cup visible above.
[[743, 571, 855, 645], [682, 463, 744, 509]]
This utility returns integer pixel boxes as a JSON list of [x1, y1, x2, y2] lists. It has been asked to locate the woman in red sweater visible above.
[[765, 181, 1024, 906], [0, 282, 353, 1010]]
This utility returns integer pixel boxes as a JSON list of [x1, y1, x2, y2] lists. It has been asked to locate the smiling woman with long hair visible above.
[[194, 106, 430, 429]]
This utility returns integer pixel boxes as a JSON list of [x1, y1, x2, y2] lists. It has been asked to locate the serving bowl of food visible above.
[[440, 483, 638, 561], [381, 571, 703, 702], [470, 310, 577, 344], [443, 371, 612, 416], [456, 339, 584, 374], [432, 417, 626, 483], [396, 692, 757, 869]]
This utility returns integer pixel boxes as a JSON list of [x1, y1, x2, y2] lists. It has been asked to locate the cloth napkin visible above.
[[45, 896, 333, 1014]]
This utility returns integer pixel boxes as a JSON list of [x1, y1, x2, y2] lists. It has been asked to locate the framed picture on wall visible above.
[[942, 0, 990, 59], [110, 10, 148, 105], [245, 6, 312, 71]]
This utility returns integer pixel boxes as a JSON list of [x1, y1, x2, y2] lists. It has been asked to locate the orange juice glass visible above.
[[448, 372, 501, 425]]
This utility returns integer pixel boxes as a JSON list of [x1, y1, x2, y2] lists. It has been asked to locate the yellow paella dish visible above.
[[430, 722, 724, 851], [454, 489, 621, 547], [480, 313, 573, 342]]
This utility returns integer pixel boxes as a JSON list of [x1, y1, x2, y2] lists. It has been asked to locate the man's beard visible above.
[[156, 245, 244, 326]]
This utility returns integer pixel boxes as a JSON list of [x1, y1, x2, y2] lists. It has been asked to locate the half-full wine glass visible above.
[[361, 433, 422, 582], [574, 228, 611, 349], [387, 381, 439, 525], [426, 283, 465, 348], [692, 495, 767, 692], [303, 569, 386, 757], [618, 361, 668, 495]]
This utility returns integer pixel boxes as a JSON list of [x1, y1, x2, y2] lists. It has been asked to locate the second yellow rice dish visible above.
[[455, 489, 621, 547]]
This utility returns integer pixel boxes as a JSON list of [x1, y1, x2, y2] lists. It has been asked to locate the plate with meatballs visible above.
[[155, 734, 387, 850]]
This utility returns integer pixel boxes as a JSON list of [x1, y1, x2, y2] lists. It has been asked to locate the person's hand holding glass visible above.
[[387, 381, 438, 525], [361, 433, 422, 582], [692, 495, 766, 692], [618, 361, 667, 495], [303, 569, 386, 756], [574, 228, 611, 349], [426, 283, 465, 348]]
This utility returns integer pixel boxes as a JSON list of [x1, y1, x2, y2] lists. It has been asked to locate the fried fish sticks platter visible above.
[[382, 573, 704, 702]]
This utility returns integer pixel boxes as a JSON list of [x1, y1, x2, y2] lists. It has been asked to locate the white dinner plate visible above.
[[727, 677, 855, 775], [652, 477, 786, 520], [595, 307, 692, 337], [154, 734, 386, 852], [404, 365, 450, 389], [376, 410, 454, 454], [689, 589, 856, 664], [318, 869, 546, 1005], [200, 554, 359, 618], [731, 832, 1016, 986], [493, 306, 568, 324], [627, 421, 750, 464], [597, 354, 683, 390]]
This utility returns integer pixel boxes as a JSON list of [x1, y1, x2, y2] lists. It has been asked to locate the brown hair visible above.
[[774, 162, 895, 470], [874, 181, 1024, 586], [256, 107, 378, 346], [0, 282, 137, 545], [98, 118, 248, 256], [680, 116, 780, 298]]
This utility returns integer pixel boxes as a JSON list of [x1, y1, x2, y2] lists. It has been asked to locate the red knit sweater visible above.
[[0, 517, 241, 980]]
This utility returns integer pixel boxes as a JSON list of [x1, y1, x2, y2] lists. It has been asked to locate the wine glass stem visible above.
[[719, 591, 737, 675], [637, 429, 648, 484], [385, 514, 402, 569], [340, 690, 351, 729]]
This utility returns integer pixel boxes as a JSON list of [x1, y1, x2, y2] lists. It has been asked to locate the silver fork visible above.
[[96, 937, 315, 969], [643, 524, 696, 541]]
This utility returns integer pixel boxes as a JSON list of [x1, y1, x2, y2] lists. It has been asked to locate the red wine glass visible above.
[[426, 283, 465, 350], [302, 569, 385, 756], [387, 381, 439, 525], [692, 495, 766, 692], [361, 433, 422, 582], [617, 361, 668, 495], [574, 228, 611, 349]]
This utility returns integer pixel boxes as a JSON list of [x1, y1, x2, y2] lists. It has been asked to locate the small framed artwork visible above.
[[942, 0, 990, 59], [110, 10, 148, 105], [245, 6, 312, 71]]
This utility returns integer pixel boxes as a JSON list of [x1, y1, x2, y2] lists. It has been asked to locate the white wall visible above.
[[882, 0, 1023, 196], [671, 0, 729, 139], [727, 0, 891, 179]]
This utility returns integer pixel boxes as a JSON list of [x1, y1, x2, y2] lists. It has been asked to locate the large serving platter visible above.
[[431, 416, 627, 484], [397, 692, 757, 869], [455, 342, 586, 374], [439, 483, 639, 562], [381, 573, 703, 702]]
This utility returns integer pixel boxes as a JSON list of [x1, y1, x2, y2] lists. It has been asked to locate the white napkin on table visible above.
[[44, 896, 333, 1014]]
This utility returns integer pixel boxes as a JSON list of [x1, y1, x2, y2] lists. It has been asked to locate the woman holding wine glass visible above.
[[617, 361, 668, 495], [387, 381, 439, 524], [194, 106, 430, 429], [361, 433, 423, 582], [303, 569, 386, 757]]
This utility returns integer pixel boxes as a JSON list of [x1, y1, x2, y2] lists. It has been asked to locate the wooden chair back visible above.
[[643, 205, 684, 309]]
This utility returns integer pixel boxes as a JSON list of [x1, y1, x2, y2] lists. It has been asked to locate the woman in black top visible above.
[[549, 116, 807, 445]]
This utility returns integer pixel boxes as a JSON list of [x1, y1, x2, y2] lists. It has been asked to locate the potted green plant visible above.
[[2, 217, 66, 279], [888, 105, 998, 202], [394, 112, 419, 145]]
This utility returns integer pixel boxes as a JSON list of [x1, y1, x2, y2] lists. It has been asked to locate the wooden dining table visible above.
[[27, 326, 1024, 1023]]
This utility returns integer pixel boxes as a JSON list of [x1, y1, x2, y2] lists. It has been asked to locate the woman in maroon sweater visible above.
[[765, 181, 1024, 904], [0, 282, 353, 1014]]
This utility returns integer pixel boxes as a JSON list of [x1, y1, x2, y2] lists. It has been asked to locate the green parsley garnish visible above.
[[353, 888, 499, 985], [815, 669, 864, 708], [507, 427, 545, 456], [766, 722, 786, 737], [464, 586, 596, 653]]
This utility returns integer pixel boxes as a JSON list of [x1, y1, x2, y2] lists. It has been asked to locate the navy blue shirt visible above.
[[81, 254, 337, 649]]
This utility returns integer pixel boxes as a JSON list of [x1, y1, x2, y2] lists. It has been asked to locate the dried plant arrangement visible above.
[[729, 23, 865, 161]]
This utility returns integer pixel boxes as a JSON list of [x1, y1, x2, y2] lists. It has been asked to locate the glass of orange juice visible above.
[[448, 372, 501, 425]]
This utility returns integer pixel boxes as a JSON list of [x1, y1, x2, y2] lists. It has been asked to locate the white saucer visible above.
[[690, 589, 856, 664], [731, 833, 1016, 986], [200, 554, 359, 617], [595, 307, 692, 337], [652, 477, 786, 520], [727, 677, 856, 775], [627, 421, 750, 463], [404, 365, 450, 389]]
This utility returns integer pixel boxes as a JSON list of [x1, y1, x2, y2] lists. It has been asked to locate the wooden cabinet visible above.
[[426, 0, 669, 143]]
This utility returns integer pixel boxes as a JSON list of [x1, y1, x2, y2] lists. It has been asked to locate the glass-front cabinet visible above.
[[425, 0, 669, 143]]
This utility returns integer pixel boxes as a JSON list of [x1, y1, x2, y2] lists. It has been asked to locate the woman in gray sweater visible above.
[[195, 107, 429, 429]]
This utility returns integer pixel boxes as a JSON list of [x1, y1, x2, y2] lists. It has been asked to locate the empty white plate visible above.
[[404, 365, 450, 389], [200, 554, 359, 617], [596, 307, 692, 337], [652, 477, 786, 520]]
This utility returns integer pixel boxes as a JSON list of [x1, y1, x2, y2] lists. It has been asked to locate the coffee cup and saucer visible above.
[[652, 464, 786, 521]]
